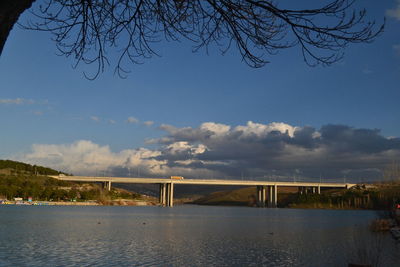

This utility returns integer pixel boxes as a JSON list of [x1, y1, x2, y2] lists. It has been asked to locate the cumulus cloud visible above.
[[15, 122, 400, 182], [387, 0, 400, 20], [17, 140, 165, 176], [127, 116, 139, 124], [143, 120, 154, 126], [0, 98, 34, 105]]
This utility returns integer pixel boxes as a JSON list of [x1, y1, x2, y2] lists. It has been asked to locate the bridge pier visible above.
[[256, 185, 277, 208], [262, 186, 266, 207], [266, 185, 277, 207], [168, 183, 174, 207], [103, 181, 112, 191], [299, 186, 308, 195], [268, 186, 273, 206], [299, 186, 320, 195], [159, 183, 167, 206], [273, 185, 277, 207], [159, 183, 174, 207], [256, 186, 267, 207]]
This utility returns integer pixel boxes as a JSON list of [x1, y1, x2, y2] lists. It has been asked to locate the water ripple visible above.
[[0, 206, 399, 266]]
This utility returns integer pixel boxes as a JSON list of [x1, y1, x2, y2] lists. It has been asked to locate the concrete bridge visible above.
[[50, 175, 356, 207]]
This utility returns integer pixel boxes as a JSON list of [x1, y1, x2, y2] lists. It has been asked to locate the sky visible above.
[[0, 1, 399, 182]]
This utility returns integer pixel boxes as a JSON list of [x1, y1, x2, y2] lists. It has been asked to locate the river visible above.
[[0, 205, 399, 266]]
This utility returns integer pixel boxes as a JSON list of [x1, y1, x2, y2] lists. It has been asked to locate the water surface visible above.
[[0, 205, 399, 266]]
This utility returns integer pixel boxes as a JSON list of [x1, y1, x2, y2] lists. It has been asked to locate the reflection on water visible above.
[[0, 205, 399, 266]]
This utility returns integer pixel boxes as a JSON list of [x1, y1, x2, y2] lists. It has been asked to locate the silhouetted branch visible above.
[[19, 0, 383, 78]]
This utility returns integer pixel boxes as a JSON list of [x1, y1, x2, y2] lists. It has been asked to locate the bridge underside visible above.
[[156, 183, 323, 208], [255, 185, 321, 208]]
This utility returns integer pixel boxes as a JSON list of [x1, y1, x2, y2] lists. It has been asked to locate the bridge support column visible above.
[[159, 183, 167, 206], [103, 181, 112, 191], [256, 186, 267, 207], [273, 185, 278, 207], [165, 183, 170, 206], [162, 183, 167, 205], [256, 186, 264, 207], [159, 184, 162, 204], [312, 187, 316, 194], [317, 185, 321, 194], [164, 183, 174, 207], [268, 186, 273, 207], [262, 186, 266, 207], [168, 183, 174, 207]]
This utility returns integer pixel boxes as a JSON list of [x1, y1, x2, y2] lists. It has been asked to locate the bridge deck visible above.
[[49, 176, 355, 188]]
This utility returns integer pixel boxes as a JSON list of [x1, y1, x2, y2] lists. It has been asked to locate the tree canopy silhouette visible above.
[[1, 0, 384, 78]]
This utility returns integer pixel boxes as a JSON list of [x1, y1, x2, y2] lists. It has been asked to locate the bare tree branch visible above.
[[10, 0, 384, 78]]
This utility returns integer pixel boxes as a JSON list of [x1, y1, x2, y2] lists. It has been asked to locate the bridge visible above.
[[50, 175, 356, 207]]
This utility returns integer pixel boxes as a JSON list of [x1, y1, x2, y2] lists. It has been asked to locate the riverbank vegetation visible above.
[[288, 183, 400, 210], [193, 183, 400, 211], [0, 160, 144, 203]]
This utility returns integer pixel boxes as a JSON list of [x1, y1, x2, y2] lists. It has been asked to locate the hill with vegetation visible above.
[[193, 183, 400, 210], [0, 159, 148, 204], [0, 159, 69, 176]]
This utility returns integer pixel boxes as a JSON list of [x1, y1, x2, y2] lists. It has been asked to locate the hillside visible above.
[[193, 186, 299, 207], [0, 159, 151, 204], [193, 183, 400, 210], [0, 159, 68, 176]]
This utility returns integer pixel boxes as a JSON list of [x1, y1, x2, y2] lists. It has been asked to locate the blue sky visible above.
[[0, 1, 399, 181]]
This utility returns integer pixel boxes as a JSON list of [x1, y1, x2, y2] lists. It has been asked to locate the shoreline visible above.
[[0, 200, 157, 206], [0, 200, 394, 210]]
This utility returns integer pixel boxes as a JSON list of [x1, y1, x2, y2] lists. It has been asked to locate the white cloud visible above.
[[234, 121, 299, 138], [90, 116, 100, 122], [387, 0, 400, 20], [312, 131, 321, 139], [166, 141, 192, 154], [127, 116, 139, 124], [200, 122, 230, 136], [14, 122, 400, 181], [108, 119, 116, 124], [16, 140, 215, 178], [166, 142, 207, 155], [0, 98, 34, 105], [143, 120, 154, 126], [17, 140, 164, 176]]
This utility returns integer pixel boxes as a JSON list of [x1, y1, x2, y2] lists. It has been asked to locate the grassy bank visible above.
[[0, 160, 152, 205], [192, 182, 400, 210]]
